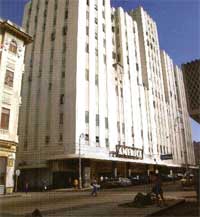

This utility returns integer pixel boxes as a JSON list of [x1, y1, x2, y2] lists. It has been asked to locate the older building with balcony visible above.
[[0, 19, 31, 194]]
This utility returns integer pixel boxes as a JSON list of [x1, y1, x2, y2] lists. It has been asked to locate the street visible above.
[[0, 182, 198, 217]]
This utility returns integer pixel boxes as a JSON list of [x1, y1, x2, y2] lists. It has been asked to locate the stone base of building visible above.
[[17, 158, 190, 191], [6, 187, 13, 194]]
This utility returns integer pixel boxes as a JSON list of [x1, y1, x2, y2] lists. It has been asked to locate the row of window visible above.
[[85, 112, 109, 128], [45, 134, 109, 147], [87, 0, 105, 8]]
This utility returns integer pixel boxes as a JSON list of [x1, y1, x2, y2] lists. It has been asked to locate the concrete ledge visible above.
[[146, 199, 185, 217]]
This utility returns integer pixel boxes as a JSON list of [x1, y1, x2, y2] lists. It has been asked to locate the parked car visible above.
[[118, 177, 132, 187], [180, 174, 194, 187], [101, 177, 131, 188], [130, 174, 149, 185]]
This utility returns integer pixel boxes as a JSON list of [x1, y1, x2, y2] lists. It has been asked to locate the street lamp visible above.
[[79, 133, 85, 189]]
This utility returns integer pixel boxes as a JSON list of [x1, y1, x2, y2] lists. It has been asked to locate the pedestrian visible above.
[[74, 178, 79, 189], [25, 182, 29, 194], [100, 176, 104, 183], [150, 172, 166, 207], [91, 178, 98, 196]]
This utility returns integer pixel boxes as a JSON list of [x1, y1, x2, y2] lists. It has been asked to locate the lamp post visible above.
[[79, 133, 85, 189]]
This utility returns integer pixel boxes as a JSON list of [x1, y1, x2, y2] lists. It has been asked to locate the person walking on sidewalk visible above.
[[91, 178, 99, 196], [150, 172, 166, 207], [25, 182, 29, 194], [74, 179, 79, 190]]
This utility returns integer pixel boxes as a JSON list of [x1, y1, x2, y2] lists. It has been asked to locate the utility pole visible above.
[[79, 133, 85, 189]]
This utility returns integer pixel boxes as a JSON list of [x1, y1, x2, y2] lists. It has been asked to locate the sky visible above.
[[0, 0, 199, 141]]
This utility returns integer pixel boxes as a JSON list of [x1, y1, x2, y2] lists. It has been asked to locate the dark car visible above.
[[101, 177, 131, 188], [130, 174, 149, 185]]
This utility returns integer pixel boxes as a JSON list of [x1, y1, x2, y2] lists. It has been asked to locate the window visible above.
[[59, 134, 63, 142], [96, 136, 99, 143], [63, 26, 67, 35], [115, 86, 118, 96], [45, 136, 50, 144], [117, 121, 120, 132], [141, 130, 143, 138], [136, 63, 139, 71], [86, 26, 89, 35], [86, 11, 89, 19], [94, 4, 97, 10], [120, 88, 123, 98], [111, 14, 114, 22], [96, 114, 99, 126], [132, 126, 134, 137], [95, 74, 98, 86], [4, 70, 14, 87], [103, 0, 105, 6], [105, 117, 108, 129], [102, 11, 105, 19], [48, 82, 52, 90], [51, 32, 56, 41], [95, 48, 98, 56], [112, 26, 115, 32], [59, 113, 63, 124], [105, 138, 109, 147], [112, 52, 116, 59], [85, 134, 89, 141], [102, 24, 105, 32], [87, 0, 89, 6], [0, 108, 10, 130], [95, 32, 98, 40], [85, 111, 89, 123], [62, 71, 65, 78], [103, 39, 106, 47], [103, 55, 106, 64], [9, 40, 17, 54], [95, 18, 98, 24], [65, 10, 68, 19], [85, 43, 89, 53], [85, 69, 89, 81], [127, 56, 129, 64], [117, 54, 120, 62], [60, 94, 64, 104], [122, 123, 125, 134]]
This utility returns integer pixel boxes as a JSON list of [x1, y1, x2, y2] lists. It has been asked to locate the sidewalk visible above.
[[0, 187, 91, 199]]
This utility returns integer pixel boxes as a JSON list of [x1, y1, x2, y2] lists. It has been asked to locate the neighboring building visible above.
[[17, 0, 195, 189], [0, 19, 31, 194], [182, 59, 200, 124], [193, 141, 200, 166]]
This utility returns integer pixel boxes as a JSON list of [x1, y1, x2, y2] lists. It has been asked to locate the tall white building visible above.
[[0, 19, 31, 194], [160, 51, 195, 167], [17, 0, 195, 189]]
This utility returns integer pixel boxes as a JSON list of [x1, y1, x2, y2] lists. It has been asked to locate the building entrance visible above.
[[52, 171, 75, 189]]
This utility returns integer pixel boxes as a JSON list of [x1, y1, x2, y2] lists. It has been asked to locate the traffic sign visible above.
[[160, 154, 173, 160], [16, 169, 20, 176]]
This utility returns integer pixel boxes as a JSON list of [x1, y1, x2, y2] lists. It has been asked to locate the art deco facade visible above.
[[0, 19, 31, 193], [182, 60, 200, 124], [17, 0, 195, 189], [161, 51, 195, 167]]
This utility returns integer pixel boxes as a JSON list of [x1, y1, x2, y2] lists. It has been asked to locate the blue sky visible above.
[[0, 0, 199, 141]]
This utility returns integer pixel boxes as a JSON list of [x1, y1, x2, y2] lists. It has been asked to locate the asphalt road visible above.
[[0, 182, 197, 217]]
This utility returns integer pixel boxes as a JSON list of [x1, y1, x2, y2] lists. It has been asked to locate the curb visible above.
[[52, 187, 91, 192], [146, 199, 185, 217], [0, 194, 22, 199]]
